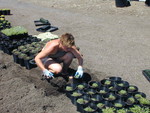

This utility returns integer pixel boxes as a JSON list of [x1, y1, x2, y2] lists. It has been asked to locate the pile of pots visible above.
[[64, 77, 150, 113], [0, 15, 11, 30], [0, 9, 11, 15]]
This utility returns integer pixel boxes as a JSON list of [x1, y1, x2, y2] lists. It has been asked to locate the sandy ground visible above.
[[0, 0, 150, 113]]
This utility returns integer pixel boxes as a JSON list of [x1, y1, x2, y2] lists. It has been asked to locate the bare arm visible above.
[[70, 46, 83, 67]]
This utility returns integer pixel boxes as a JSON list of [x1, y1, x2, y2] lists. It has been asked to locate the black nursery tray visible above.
[[36, 25, 58, 32], [142, 69, 150, 82], [34, 20, 51, 26]]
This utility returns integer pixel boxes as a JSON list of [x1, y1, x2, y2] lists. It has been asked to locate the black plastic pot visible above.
[[133, 92, 146, 100], [116, 89, 129, 98], [108, 82, 122, 92], [83, 101, 98, 113], [91, 94, 103, 102], [102, 100, 113, 108], [89, 81, 101, 89], [85, 88, 97, 95], [103, 92, 118, 102], [24, 57, 35, 70], [97, 86, 110, 95], [113, 99, 126, 109], [124, 95, 137, 106], [12, 51, 21, 64], [100, 79, 112, 87], [109, 76, 122, 82], [116, 80, 129, 88], [18, 54, 27, 66], [127, 85, 138, 94], [76, 94, 90, 113], [115, 0, 131, 7], [77, 82, 89, 90]]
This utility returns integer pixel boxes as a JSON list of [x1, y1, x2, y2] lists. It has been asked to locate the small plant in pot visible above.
[[101, 79, 112, 86], [89, 81, 101, 89], [91, 94, 102, 102], [118, 89, 128, 97], [97, 86, 110, 95], [102, 107, 115, 113], [116, 108, 128, 113], [134, 92, 146, 100], [127, 85, 138, 93], [103, 93, 117, 101], [83, 102, 97, 113], [129, 105, 150, 113], [126, 96, 136, 105], [97, 102, 105, 109], [138, 97, 150, 106], [86, 88, 96, 95], [116, 80, 129, 88], [77, 82, 88, 90]]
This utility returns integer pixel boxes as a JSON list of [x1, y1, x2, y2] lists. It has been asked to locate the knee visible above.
[[48, 64, 62, 74]]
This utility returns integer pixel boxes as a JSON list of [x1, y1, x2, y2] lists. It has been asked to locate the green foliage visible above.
[[138, 97, 150, 106], [104, 80, 111, 85], [77, 85, 84, 89], [118, 90, 127, 95], [84, 106, 94, 112], [91, 83, 98, 88], [129, 105, 150, 113], [102, 107, 115, 113], [65, 86, 73, 91]]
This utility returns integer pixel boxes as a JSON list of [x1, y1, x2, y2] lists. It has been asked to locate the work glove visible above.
[[74, 66, 83, 78], [43, 69, 54, 79]]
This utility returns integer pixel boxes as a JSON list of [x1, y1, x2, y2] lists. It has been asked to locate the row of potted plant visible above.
[[0, 9, 11, 15], [0, 35, 41, 55], [11, 38, 51, 69], [65, 77, 150, 113]]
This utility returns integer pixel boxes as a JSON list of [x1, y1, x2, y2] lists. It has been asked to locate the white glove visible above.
[[74, 66, 83, 78], [43, 69, 54, 78]]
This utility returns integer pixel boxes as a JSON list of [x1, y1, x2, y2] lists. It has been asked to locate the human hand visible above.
[[43, 69, 54, 79], [74, 66, 83, 78]]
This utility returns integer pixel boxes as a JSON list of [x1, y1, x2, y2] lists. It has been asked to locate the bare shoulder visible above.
[[45, 39, 60, 48]]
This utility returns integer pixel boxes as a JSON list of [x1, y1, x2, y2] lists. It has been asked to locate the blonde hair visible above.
[[60, 33, 75, 47]]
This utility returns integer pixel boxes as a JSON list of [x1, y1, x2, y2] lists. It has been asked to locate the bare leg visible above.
[[60, 52, 74, 75], [45, 59, 62, 74]]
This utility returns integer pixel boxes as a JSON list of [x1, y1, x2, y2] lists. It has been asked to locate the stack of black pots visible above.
[[65, 77, 149, 113], [0, 15, 11, 30]]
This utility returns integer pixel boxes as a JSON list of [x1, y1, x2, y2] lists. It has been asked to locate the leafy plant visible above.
[[65, 86, 73, 91], [116, 108, 128, 113], [77, 85, 84, 89], [84, 106, 94, 112], [104, 80, 111, 85], [99, 90, 106, 94], [114, 103, 123, 108], [118, 90, 127, 95], [134, 94, 143, 99], [97, 103, 105, 108], [128, 86, 136, 91], [91, 83, 98, 88], [129, 105, 150, 113], [127, 97, 135, 104], [138, 97, 150, 106], [76, 98, 88, 104], [71, 92, 82, 97], [108, 94, 116, 100], [118, 83, 124, 87], [102, 107, 115, 113]]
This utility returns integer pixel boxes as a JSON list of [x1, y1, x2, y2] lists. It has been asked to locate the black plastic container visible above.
[[145, 0, 150, 6], [97, 86, 110, 95], [116, 89, 129, 98], [108, 82, 122, 92], [103, 92, 118, 102], [109, 76, 122, 82], [116, 80, 129, 88], [124, 95, 137, 106], [90, 94, 103, 103], [127, 85, 138, 94], [133, 92, 146, 100], [77, 82, 89, 90], [85, 88, 97, 95], [88, 81, 101, 89], [113, 99, 126, 109], [115, 0, 131, 7], [83, 101, 98, 113], [100, 79, 112, 87]]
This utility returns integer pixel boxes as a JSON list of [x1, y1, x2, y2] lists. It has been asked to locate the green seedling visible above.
[[71, 92, 82, 97], [91, 83, 98, 88], [139, 97, 150, 106], [108, 94, 116, 100], [99, 90, 106, 94], [84, 106, 94, 112], [97, 103, 105, 108], [118, 90, 127, 95], [65, 86, 73, 91], [127, 97, 135, 104], [128, 86, 136, 91], [77, 85, 84, 89], [118, 83, 124, 87], [104, 80, 111, 85], [114, 103, 123, 108], [134, 94, 143, 99]]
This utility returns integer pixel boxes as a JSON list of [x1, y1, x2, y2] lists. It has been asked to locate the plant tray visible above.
[[36, 26, 58, 32], [34, 20, 51, 26], [142, 69, 150, 82]]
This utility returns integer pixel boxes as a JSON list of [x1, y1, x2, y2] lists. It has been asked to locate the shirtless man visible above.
[[35, 33, 83, 79]]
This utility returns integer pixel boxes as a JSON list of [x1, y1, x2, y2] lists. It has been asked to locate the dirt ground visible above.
[[0, 0, 150, 113]]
